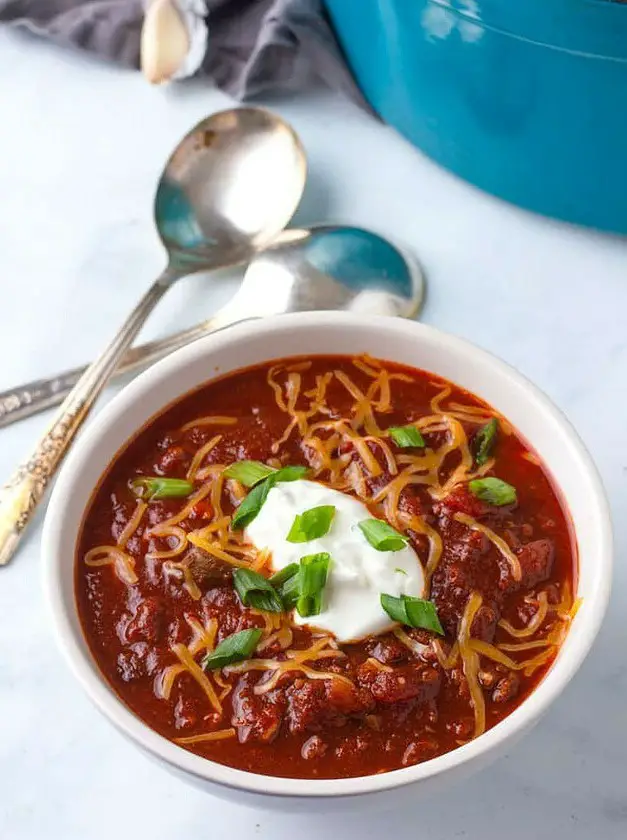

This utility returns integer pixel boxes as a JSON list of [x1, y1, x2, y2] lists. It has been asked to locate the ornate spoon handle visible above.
[[0, 275, 172, 565]]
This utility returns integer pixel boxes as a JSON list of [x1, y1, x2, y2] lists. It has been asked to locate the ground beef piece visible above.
[[434, 486, 486, 518], [402, 738, 439, 766], [470, 603, 499, 643], [334, 734, 369, 760], [210, 419, 287, 464], [146, 501, 173, 528], [368, 634, 409, 665], [286, 681, 330, 734], [512, 598, 540, 627], [446, 717, 474, 740], [435, 485, 517, 523], [174, 695, 198, 730], [203, 588, 255, 639], [124, 535, 143, 558], [425, 700, 439, 726], [544, 584, 561, 605], [116, 650, 143, 682], [110, 502, 132, 544], [430, 523, 497, 637], [155, 444, 191, 476], [301, 735, 328, 760], [185, 499, 214, 523], [328, 676, 373, 714], [143, 646, 170, 676], [185, 545, 233, 588], [399, 489, 423, 520], [285, 678, 371, 734], [117, 641, 168, 680], [398, 490, 433, 555], [167, 617, 190, 646], [446, 667, 470, 701], [516, 540, 554, 589], [155, 432, 178, 452], [492, 673, 520, 704], [478, 667, 499, 689], [231, 673, 285, 743], [125, 596, 165, 644], [357, 663, 441, 706]]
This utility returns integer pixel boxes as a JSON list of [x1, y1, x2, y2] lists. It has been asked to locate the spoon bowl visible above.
[[223, 225, 424, 322], [156, 108, 307, 271]]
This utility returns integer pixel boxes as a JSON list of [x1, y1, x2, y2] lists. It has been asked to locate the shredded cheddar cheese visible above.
[[170, 643, 222, 714], [146, 524, 188, 561], [117, 500, 147, 549], [175, 728, 236, 745], [180, 416, 237, 432], [84, 546, 138, 586], [499, 592, 549, 638], [163, 559, 202, 600], [186, 435, 222, 481], [458, 592, 486, 738], [84, 499, 148, 584], [453, 512, 522, 582], [393, 627, 428, 658]]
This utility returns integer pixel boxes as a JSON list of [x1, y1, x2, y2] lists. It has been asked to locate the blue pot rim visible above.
[[431, 0, 627, 60]]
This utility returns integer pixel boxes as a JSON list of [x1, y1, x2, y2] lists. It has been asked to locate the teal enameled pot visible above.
[[325, 0, 627, 233]]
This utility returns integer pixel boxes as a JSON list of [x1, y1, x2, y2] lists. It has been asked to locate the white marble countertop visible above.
[[1, 26, 625, 840]]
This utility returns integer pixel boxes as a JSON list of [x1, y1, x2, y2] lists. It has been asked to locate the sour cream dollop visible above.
[[245, 479, 425, 643]]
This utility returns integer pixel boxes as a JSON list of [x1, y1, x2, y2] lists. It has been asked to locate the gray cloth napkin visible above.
[[0, 0, 367, 105]]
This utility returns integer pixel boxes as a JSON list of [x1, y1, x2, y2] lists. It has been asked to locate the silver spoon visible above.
[[0, 225, 424, 428], [0, 107, 306, 565]]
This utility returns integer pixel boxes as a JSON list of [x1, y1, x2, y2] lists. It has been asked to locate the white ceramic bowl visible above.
[[43, 312, 612, 811]]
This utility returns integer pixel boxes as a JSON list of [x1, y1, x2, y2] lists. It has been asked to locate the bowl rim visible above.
[[43, 312, 613, 799]]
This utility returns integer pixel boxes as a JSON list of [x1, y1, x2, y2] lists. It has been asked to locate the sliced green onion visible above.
[[230, 480, 273, 530], [130, 477, 194, 501], [388, 425, 425, 448], [268, 555, 331, 615], [394, 567, 408, 576], [473, 418, 498, 466], [269, 563, 299, 589], [231, 464, 309, 530], [270, 465, 310, 483], [286, 505, 336, 543], [277, 569, 301, 610], [233, 568, 283, 613], [469, 476, 517, 506], [358, 519, 409, 552], [381, 593, 412, 624], [296, 552, 331, 618], [202, 628, 263, 670], [380, 594, 444, 635], [223, 461, 276, 487]]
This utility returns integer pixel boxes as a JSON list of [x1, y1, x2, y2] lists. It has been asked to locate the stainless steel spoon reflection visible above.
[[0, 107, 307, 565], [0, 226, 424, 428]]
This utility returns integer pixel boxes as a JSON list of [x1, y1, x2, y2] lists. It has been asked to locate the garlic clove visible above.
[[141, 0, 191, 85]]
